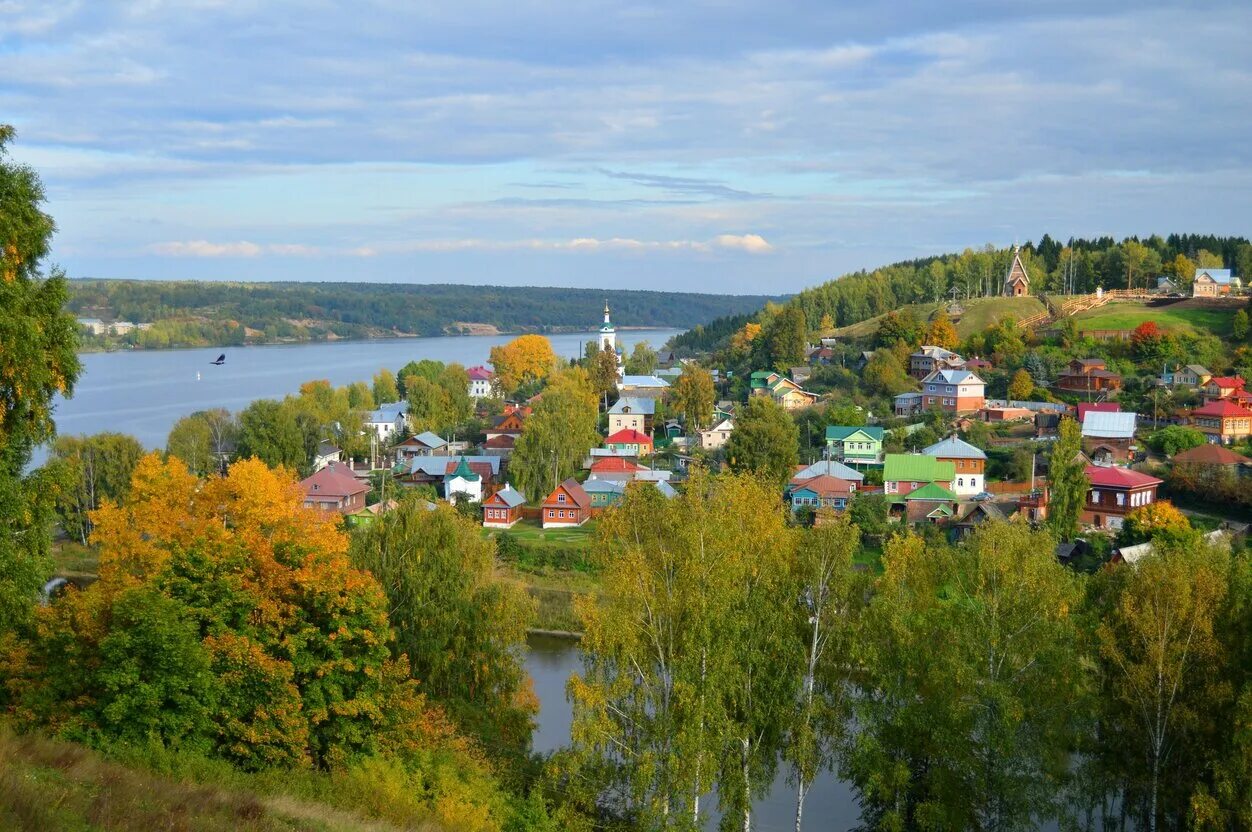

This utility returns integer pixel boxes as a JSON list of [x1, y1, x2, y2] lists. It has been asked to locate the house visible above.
[[787, 474, 857, 513], [1076, 401, 1120, 423], [699, 418, 734, 451], [922, 436, 987, 496], [808, 346, 835, 365], [394, 430, 448, 461], [1083, 465, 1162, 529], [1156, 275, 1179, 294], [347, 499, 400, 528], [481, 433, 517, 457], [619, 375, 670, 398], [793, 459, 866, 484], [582, 477, 627, 509], [909, 345, 964, 380], [1202, 376, 1245, 403], [894, 392, 924, 417], [965, 356, 994, 373], [1003, 247, 1031, 297], [883, 454, 955, 496], [608, 397, 656, 435], [1192, 268, 1238, 298], [980, 405, 1034, 422], [589, 456, 648, 480], [300, 462, 368, 515], [364, 402, 407, 443], [1161, 364, 1211, 389], [605, 428, 654, 457], [855, 351, 875, 372], [397, 455, 502, 490], [77, 317, 107, 336], [750, 371, 819, 410], [1172, 443, 1252, 470], [482, 485, 526, 528], [486, 410, 526, 441], [825, 426, 885, 466], [920, 368, 986, 415], [443, 457, 482, 505], [1191, 399, 1252, 444], [1081, 410, 1138, 464], [1035, 411, 1062, 438], [790, 366, 813, 385], [1054, 359, 1122, 396], [313, 440, 341, 472], [467, 366, 494, 399], [900, 482, 960, 524], [542, 478, 592, 528]]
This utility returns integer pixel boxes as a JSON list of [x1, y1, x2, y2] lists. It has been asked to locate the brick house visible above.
[[1083, 465, 1162, 530], [920, 368, 986, 415]]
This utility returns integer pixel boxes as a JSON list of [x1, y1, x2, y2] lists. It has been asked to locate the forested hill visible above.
[[671, 233, 1251, 351], [67, 279, 780, 349]]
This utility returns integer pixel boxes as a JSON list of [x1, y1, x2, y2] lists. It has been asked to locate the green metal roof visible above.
[[883, 454, 955, 484], [904, 481, 958, 502], [825, 425, 884, 442], [445, 457, 480, 482]]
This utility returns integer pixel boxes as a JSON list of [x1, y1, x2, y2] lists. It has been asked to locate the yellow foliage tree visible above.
[[925, 311, 959, 350], [488, 334, 556, 395]]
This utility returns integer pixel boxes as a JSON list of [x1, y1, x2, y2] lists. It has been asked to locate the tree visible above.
[[1149, 425, 1205, 456], [1121, 240, 1160, 291], [587, 344, 620, 406], [45, 432, 145, 544], [345, 380, 374, 410], [372, 368, 400, 404], [167, 408, 237, 476], [1116, 500, 1191, 547], [762, 305, 809, 370], [406, 375, 456, 435], [625, 340, 658, 375], [671, 363, 715, 433], [862, 349, 914, 397], [818, 312, 835, 331], [350, 498, 536, 758], [1097, 539, 1230, 832], [489, 334, 556, 395], [235, 398, 306, 471], [724, 396, 799, 489], [730, 321, 762, 357], [0, 125, 81, 635], [510, 369, 599, 500], [1008, 368, 1034, 401], [875, 309, 922, 348], [1047, 417, 1088, 542], [1235, 309, 1249, 341], [925, 311, 958, 350], [1195, 249, 1225, 269], [826, 402, 866, 428]]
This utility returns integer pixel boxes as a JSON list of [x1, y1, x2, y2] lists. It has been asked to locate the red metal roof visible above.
[[1084, 465, 1162, 489], [1172, 444, 1252, 465], [606, 428, 653, 445], [590, 457, 645, 473], [300, 462, 367, 499], [1076, 402, 1120, 421], [1208, 376, 1245, 389], [1192, 399, 1252, 418], [467, 365, 493, 380]]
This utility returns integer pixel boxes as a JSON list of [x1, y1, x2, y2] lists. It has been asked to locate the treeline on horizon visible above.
[[66, 279, 779, 349], [673, 233, 1252, 351]]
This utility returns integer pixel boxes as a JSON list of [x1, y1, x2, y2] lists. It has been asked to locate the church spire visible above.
[[604, 300, 611, 325]]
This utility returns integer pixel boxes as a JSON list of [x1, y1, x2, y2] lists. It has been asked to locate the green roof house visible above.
[[825, 425, 885, 466], [883, 454, 955, 498]]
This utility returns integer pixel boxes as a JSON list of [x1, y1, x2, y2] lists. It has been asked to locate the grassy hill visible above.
[[0, 726, 447, 832], [829, 296, 1047, 339], [1067, 299, 1238, 337]]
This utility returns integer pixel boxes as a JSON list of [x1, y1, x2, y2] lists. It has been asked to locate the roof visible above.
[[582, 478, 626, 496], [301, 462, 367, 499], [1081, 411, 1138, 439], [633, 469, 673, 482], [922, 436, 987, 460], [411, 431, 447, 449], [482, 434, 516, 449], [546, 478, 591, 508], [649, 480, 678, 499], [316, 440, 340, 457], [1192, 399, 1252, 418], [445, 457, 480, 482], [1074, 358, 1106, 368], [1194, 268, 1234, 284], [1076, 402, 1120, 422], [1184, 364, 1212, 376], [703, 418, 734, 433], [789, 474, 857, 498], [1208, 376, 1245, 389], [750, 370, 777, 380], [620, 375, 670, 388], [590, 456, 646, 474], [923, 368, 985, 386], [485, 485, 526, 507], [366, 401, 407, 423], [402, 455, 502, 477], [883, 454, 955, 483], [825, 425, 884, 442], [904, 482, 958, 502], [1173, 444, 1251, 465], [608, 396, 657, 416], [467, 365, 493, 381], [606, 428, 653, 445], [794, 460, 866, 482], [1084, 465, 1162, 489], [913, 345, 961, 360]]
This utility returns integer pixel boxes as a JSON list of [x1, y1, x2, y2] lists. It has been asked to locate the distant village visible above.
[[289, 253, 1251, 565]]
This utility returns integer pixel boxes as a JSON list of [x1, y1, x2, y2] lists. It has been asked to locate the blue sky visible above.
[[3, 1, 1250, 294]]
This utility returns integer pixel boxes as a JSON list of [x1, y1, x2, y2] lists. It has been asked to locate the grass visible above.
[[831, 296, 1047, 340], [1068, 300, 1233, 336], [497, 563, 602, 634], [481, 518, 597, 550], [51, 538, 99, 578], [0, 726, 433, 832]]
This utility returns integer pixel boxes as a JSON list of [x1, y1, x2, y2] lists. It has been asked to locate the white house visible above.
[[699, 418, 734, 451], [608, 396, 655, 434], [467, 366, 494, 399], [312, 440, 342, 472], [922, 436, 987, 496], [443, 457, 483, 505], [364, 401, 407, 443]]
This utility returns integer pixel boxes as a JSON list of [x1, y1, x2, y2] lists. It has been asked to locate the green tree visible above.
[[1008, 368, 1034, 401], [372, 368, 400, 404], [235, 398, 306, 471], [45, 432, 145, 545], [1234, 309, 1249, 341], [510, 369, 600, 500], [625, 340, 658, 375], [671, 363, 715, 433], [1115, 500, 1191, 547], [0, 125, 81, 635], [875, 309, 923, 348], [1149, 425, 1206, 456], [862, 349, 914, 397], [762, 305, 809, 370], [345, 380, 374, 410], [724, 396, 799, 488], [350, 498, 536, 758], [1047, 417, 1088, 542], [166, 408, 237, 476], [587, 344, 620, 407]]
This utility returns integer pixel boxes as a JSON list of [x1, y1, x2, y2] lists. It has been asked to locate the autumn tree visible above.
[[670, 363, 715, 433], [626, 340, 658, 375], [730, 321, 762, 357], [489, 334, 557, 395], [510, 369, 599, 500], [1047, 417, 1088, 542], [875, 309, 922, 348], [0, 125, 81, 634], [372, 368, 400, 404], [1116, 500, 1191, 547], [350, 497, 535, 759], [724, 396, 799, 489], [925, 310, 958, 350], [1008, 367, 1034, 401], [862, 348, 914, 397]]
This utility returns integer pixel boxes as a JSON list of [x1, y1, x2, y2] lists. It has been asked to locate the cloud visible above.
[[147, 240, 321, 257], [714, 233, 774, 254], [149, 235, 774, 258]]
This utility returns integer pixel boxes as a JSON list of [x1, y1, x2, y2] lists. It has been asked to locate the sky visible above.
[[2, 1, 1250, 294]]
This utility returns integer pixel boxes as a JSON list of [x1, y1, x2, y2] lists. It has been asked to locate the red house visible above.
[[487, 410, 526, 441], [300, 461, 368, 515], [542, 478, 592, 528], [1082, 465, 1162, 530], [590, 456, 647, 477], [605, 428, 654, 457], [482, 484, 526, 529]]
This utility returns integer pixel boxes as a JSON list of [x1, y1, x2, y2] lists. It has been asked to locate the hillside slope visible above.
[[830, 296, 1047, 339]]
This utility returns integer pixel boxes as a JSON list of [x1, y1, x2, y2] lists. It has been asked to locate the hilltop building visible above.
[[1003, 247, 1030, 297]]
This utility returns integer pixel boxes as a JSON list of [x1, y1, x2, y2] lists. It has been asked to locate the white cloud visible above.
[[149, 240, 322, 257], [714, 233, 774, 254]]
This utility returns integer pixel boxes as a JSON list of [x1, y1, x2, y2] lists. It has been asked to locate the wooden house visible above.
[[542, 478, 592, 528], [1082, 465, 1162, 530], [482, 485, 526, 529]]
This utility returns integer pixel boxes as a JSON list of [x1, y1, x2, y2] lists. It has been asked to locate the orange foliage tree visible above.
[[488, 334, 557, 395]]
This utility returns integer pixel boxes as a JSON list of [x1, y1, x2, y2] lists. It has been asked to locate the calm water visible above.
[[52, 330, 681, 450]]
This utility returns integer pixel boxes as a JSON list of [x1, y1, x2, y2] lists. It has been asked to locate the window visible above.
[[928, 385, 936, 392], [958, 478, 964, 487], [557, 493, 566, 503], [1091, 489, 1101, 504], [547, 509, 555, 518], [1116, 492, 1125, 506]]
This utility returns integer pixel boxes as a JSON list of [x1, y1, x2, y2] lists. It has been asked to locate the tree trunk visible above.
[[742, 736, 751, 832], [795, 612, 821, 832]]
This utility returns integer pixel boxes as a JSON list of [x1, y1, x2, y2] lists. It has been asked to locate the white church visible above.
[[597, 302, 626, 381]]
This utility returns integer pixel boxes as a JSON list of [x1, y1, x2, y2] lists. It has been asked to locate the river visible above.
[[52, 330, 681, 450]]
